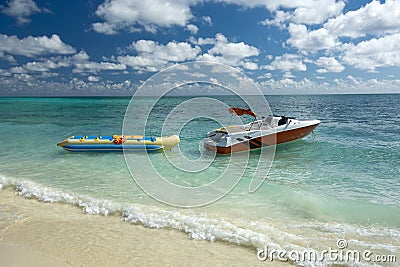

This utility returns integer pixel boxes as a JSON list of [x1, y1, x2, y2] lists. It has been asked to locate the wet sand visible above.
[[0, 188, 285, 266]]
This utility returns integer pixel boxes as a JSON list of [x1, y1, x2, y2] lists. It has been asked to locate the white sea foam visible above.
[[1, 175, 120, 216], [0, 175, 398, 267], [0, 175, 12, 191], [292, 222, 400, 244]]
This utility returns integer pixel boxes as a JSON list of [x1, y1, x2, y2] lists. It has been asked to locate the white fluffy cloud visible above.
[[287, 23, 339, 51], [197, 33, 260, 69], [116, 34, 259, 72], [0, 0, 45, 24], [285, 0, 400, 72], [288, 0, 344, 25], [263, 54, 306, 72], [93, 0, 196, 34], [342, 33, 400, 71], [64, 50, 127, 74], [9, 66, 26, 74], [207, 34, 259, 59], [9, 49, 126, 74], [217, 0, 341, 11], [228, 0, 345, 26], [324, 0, 400, 38], [88, 76, 101, 82], [117, 40, 201, 72], [261, 0, 345, 25], [189, 36, 216, 46], [287, 1, 400, 50], [91, 0, 346, 34], [25, 60, 70, 72], [186, 24, 199, 34], [73, 62, 126, 73], [314, 57, 345, 73], [260, 76, 400, 94], [240, 61, 258, 70], [202, 16, 212, 26], [0, 34, 76, 58], [131, 40, 200, 62], [92, 22, 118, 35]]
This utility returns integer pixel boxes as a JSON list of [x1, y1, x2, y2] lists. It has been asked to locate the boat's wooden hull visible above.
[[204, 124, 318, 154]]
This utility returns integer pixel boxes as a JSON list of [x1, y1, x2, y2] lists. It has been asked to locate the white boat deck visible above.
[[218, 117, 281, 134]]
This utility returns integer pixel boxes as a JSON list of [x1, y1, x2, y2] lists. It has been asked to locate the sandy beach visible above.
[[0, 188, 284, 267]]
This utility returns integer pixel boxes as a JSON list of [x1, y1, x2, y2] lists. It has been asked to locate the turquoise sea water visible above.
[[0, 94, 399, 265]]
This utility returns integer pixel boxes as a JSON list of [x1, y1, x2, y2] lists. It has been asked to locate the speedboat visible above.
[[57, 135, 180, 152], [204, 108, 320, 154]]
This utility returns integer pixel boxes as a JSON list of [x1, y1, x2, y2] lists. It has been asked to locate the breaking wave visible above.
[[1, 174, 398, 267]]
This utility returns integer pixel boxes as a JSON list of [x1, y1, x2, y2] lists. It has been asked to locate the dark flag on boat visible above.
[[228, 107, 257, 117]]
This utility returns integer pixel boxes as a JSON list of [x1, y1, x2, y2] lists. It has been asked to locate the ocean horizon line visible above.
[[1, 92, 400, 98]]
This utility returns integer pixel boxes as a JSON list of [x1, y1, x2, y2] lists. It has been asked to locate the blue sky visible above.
[[0, 0, 400, 96]]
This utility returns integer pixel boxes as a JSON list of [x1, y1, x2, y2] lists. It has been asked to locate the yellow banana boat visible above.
[[57, 135, 180, 152]]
